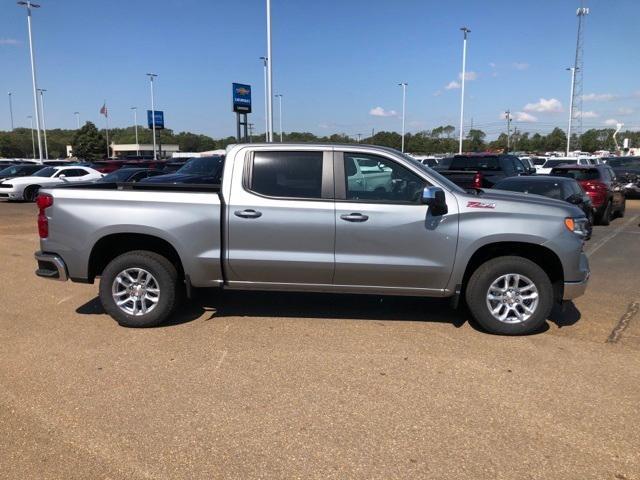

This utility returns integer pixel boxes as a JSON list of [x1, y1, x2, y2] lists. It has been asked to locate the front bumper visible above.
[[563, 252, 590, 300], [34, 251, 68, 281]]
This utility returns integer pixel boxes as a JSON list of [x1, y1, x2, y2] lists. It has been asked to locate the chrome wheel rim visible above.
[[486, 273, 539, 324], [112, 268, 160, 316]]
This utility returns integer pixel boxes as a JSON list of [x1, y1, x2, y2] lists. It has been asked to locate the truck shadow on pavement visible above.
[[76, 289, 582, 334]]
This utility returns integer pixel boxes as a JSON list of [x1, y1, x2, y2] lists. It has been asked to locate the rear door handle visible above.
[[340, 213, 369, 222], [234, 209, 262, 219]]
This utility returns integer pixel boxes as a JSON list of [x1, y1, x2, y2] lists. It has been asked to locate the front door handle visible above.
[[340, 213, 369, 222], [234, 209, 262, 219]]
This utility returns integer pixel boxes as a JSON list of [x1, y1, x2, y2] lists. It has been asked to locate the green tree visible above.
[[465, 129, 486, 152], [71, 122, 106, 160]]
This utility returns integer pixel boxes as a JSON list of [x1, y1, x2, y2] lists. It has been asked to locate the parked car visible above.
[[162, 158, 192, 173], [0, 165, 103, 201], [122, 159, 167, 170], [91, 160, 128, 174], [537, 157, 592, 174], [97, 168, 165, 183], [34, 144, 589, 335], [517, 157, 537, 175], [550, 165, 625, 225], [140, 156, 224, 184], [493, 176, 593, 239], [434, 154, 531, 189], [605, 156, 640, 198], [0, 163, 46, 181]]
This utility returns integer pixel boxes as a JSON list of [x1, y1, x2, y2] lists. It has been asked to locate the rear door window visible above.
[[249, 151, 324, 199]]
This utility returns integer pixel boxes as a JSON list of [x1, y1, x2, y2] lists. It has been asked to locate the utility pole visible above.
[[146, 73, 158, 159], [248, 123, 254, 142], [265, 0, 274, 142], [18, 0, 43, 162], [398, 82, 407, 153], [571, 4, 589, 151], [357, 133, 362, 143], [131, 107, 139, 156], [458, 27, 471, 154], [275, 93, 283, 142], [27, 115, 35, 158], [74, 111, 80, 129], [260, 57, 268, 141], [566, 67, 577, 156], [8, 92, 14, 130], [505, 110, 512, 152], [38, 88, 48, 159]]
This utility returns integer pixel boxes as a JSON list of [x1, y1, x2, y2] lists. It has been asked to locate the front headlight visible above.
[[564, 217, 589, 237]]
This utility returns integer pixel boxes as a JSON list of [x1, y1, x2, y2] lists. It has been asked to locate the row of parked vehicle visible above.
[[0, 156, 224, 201]]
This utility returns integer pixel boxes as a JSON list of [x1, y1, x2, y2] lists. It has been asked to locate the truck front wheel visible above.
[[99, 250, 178, 328], [465, 256, 553, 335]]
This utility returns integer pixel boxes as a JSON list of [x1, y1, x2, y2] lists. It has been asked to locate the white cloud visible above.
[[369, 106, 398, 117], [445, 81, 460, 90], [604, 118, 619, 126], [523, 98, 563, 113], [582, 93, 617, 102], [513, 62, 530, 71], [514, 111, 537, 122], [580, 111, 599, 118], [459, 71, 478, 81], [0, 38, 20, 46], [489, 62, 496, 68], [617, 107, 634, 115]]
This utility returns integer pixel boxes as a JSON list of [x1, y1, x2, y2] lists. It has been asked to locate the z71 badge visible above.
[[467, 201, 496, 209]]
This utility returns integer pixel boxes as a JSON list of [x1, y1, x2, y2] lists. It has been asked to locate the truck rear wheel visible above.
[[465, 256, 553, 335], [99, 250, 178, 328]]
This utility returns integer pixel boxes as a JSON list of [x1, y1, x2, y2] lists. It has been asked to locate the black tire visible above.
[[597, 200, 612, 226], [465, 256, 554, 335], [24, 185, 40, 202], [99, 250, 178, 328]]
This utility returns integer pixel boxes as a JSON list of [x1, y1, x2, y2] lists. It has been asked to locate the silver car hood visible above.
[[460, 188, 585, 216]]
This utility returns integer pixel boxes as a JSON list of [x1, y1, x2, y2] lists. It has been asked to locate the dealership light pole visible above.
[[274, 93, 283, 142], [260, 57, 268, 140], [566, 67, 577, 156], [27, 115, 35, 158], [458, 26, 470, 154], [18, 0, 43, 161], [146, 73, 158, 159], [74, 111, 80, 129], [37, 88, 48, 159], [265, 0, 274, 142], [8, 92, 14, 130], [131, 107, 140, 156], [398, 82, 407, 152]]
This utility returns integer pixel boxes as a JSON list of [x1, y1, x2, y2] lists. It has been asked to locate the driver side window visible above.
[[343, 153, 428, 204]]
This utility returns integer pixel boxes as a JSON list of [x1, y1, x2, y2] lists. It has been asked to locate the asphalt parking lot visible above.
[[1, 200, 639, 480]]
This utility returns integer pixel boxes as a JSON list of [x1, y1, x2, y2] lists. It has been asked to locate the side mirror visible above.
[[58, 174, 67, 180], [421, 186, 448, 215]]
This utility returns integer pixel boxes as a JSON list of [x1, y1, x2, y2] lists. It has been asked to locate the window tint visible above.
[[60, 169, 88, 177], [450, 156, 500, 171], [344, 153, 427, 203], [250, 151, 323, 199], [551, 168, 599, 181]]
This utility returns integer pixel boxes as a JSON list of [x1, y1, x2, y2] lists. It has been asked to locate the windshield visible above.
[[404, 154, 466, 194], [544, 159, 576, 168], [31, 167, 57, 177], [177, 156, 224, 175], [495, 179, 565, 200], [0, 165, 40, 177], [99, 169, 139, 182], [551, 168, 599, 181], [607, 157, 640, 168], [531, 158, 547, 166]]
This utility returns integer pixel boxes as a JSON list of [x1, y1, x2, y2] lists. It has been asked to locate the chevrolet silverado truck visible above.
[[34, 144, 590, 335]]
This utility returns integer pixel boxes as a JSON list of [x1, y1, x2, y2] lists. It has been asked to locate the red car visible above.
[[92, 160, 128, 174], [550, 165, 626, 225]]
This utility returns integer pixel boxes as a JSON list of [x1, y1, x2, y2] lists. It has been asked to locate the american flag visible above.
[[99, 103, 108, 117]]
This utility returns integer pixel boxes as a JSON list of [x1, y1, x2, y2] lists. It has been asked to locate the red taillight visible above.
[[36, 193, 53, 239], [581, 180, 606, 191], [472, 172, 483, 189]]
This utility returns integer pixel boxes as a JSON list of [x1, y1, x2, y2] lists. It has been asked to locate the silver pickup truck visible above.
[[34, 144, 590, 335]]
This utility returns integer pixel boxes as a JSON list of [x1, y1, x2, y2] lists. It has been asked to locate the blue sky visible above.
[[1, 0, 639, 139]]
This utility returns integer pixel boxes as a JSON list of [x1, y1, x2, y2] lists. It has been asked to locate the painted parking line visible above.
[[585, 215, 640, 258]]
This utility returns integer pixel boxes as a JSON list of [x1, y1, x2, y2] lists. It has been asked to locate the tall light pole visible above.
[[458, 26, 471, 154], [274, 93, 283, 142], [8, 92, 14, 130], [504, 110, 512, 152], [131, 107, 140, 156], [146, 73, 158, 159], [74, 111, 80, 129], [260, 57, 268, 140], [18, 0, 43, 161], [27, 115, 35, 158], [265, 0, 274, 142], [37, 88, 48, 159], [566, 67, 577, 156], [398, 82, 408, 153]]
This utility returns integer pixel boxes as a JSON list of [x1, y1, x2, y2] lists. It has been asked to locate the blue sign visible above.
[[147, 110, 164, 129], [232, 83, 252, 113]]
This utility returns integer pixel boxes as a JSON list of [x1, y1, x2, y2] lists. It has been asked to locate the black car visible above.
[[605, 156, 640, 198], [0, 163, 46, 180], [97, 168, 165, 183], [493, 175, 593, 239], [140, 156, 224, 184], [434, 154, 531, 189]]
